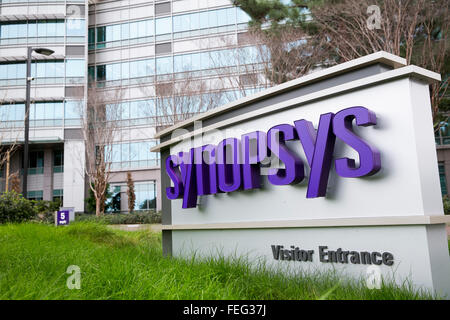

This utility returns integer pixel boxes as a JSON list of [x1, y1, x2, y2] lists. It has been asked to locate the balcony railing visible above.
[[436, 136, 450, 145]]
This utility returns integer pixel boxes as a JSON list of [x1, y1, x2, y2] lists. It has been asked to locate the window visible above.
[[107, 141, 160, 169], [53, 189, 63, 203], [28, 190, 43, 201], [436, 117, 450, 145], [135, 182, 157, 211], [30, 102, 64, 127], [66, 59, 85, 77], [28, 151, 44, 174], [155, 17, 172, 35], [108, 185, 121, 213], [96, 65, 106, 81], [0, 20, 65, 45], [65, 101, 81, 126], [97, 25, 106, 41], [88, 27, 95, 49], [156, 56, 173, 75], [66, 19, 86, 37], [439, 163, 448, 196], [53, 150, 64, 173]]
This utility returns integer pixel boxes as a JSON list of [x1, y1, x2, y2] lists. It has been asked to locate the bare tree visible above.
[[140, 72, 225, 130], [0, 99, 21, 193], [308, 0, 449, 126], [208, 26, 327, 104], [8, 171, 20, 194], [80, 84, 123, 216]]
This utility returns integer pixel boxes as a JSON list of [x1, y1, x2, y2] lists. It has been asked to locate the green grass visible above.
[[0, 222, 445, 300]]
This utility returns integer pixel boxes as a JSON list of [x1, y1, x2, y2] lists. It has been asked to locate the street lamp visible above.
[[23, 47, 54, 199]]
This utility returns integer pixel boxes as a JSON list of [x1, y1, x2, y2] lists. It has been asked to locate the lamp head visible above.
[[33, 48, 55, 56]]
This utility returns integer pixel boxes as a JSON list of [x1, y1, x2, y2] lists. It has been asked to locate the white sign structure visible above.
[[152, 52, 450, 297]]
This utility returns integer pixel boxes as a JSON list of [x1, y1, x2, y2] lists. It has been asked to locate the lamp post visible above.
[[23, 47, 54, 199]]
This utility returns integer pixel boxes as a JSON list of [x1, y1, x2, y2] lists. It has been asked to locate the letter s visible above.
[[165, 154, 184, 200], [267, 124, 304, 185], [333, 106, 381, 178]]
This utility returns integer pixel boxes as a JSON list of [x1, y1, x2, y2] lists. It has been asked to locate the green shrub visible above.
[[443, 196, 450, 215], [0, 191, 37, 223], [32, 199, 62, 224], [76, 210, 161, 225]]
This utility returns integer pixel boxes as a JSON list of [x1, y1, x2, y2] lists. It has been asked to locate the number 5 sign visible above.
[[56, 210, 70, 226]]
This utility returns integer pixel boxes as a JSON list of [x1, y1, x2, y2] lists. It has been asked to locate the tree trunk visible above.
[[96, 197, 102, 217], [5, 151, 10, 192]]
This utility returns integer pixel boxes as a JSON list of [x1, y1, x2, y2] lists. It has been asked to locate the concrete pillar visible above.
[[43, 148, 53, 201]]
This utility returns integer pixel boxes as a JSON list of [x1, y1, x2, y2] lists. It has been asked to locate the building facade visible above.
[[1, 0, 448, 213], [0, 0, 261, 213], [0, 0, 88, 211]]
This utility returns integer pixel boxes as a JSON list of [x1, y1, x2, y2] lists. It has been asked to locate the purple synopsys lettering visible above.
[[165, 106, 381, 209]]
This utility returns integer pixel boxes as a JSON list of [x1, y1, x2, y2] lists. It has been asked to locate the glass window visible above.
[[173, 15, 183, 33], [439, 163, 448, 196], [130, 22, 138, 38], [28, 22, 37, 37], [190, 12, 200, 30], [96, 65, 106, 81], [54, 150, 64, 167], [97, 26, 106, 43], [146, 20, 154, 37], [129, 101, 139, 119], [37, 22, 46, 37], [53, 150, 64, 173], [137, 20, 147, 38], [88, 66, 95, 81], [208, 10, 218, 28], [88, 28, 95, 44], [54, 102, 63, 119], [121, 62, 129, 79], [29, 151, 44, 169], [65, 101, 81, 119], [135, 182, 157, 210], [130, 143, 139, 162], [112, 63, 121, 80], [66, 60, 85, 77], [145, 59, 155, 76], [17, 23, 27, 38], [121, 144, 129, 163], [111, 144, 121, 163], [34, 103, 45, 120], [156, 56, 173, 75], [121, 23, 129, 40], [66, 19, 85, 37], [237, 8, 251, 24], [120, 102, 129, 120], [28, 190, 43, 201], [56, 21, 65, 37], [53, 189, 63, 203], [156, 17, 172, 35], [56, 62, 64, 78], [129, 61, 138, 78], [46, 20, 57, 36], [112, 24, 121, 41], [199, 11, 209, 29]]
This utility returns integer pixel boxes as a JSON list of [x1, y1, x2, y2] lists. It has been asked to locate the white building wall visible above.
[[63, 140, 85, 212]]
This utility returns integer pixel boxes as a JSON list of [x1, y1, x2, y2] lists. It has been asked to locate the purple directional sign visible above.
[[56, 210, 70, 226]]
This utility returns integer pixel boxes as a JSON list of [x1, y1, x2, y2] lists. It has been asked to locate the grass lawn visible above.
[[0, 222, 446, 300]]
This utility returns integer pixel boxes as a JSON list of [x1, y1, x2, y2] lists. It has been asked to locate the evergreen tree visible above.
[[127, 172, 136, 213]]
